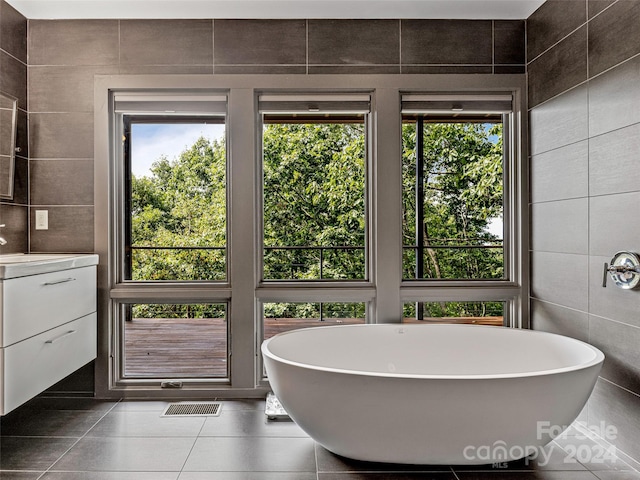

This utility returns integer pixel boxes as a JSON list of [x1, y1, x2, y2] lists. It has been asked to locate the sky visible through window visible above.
[[129, 121, 502, 238], [131, 123, 225, 178]]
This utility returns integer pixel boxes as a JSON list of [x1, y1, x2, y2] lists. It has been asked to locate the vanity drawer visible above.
[[1, 266, 96, 347], [0, 312, 96, 415]]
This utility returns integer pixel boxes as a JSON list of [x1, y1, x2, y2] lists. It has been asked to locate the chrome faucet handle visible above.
[[0, 224, 5, 228], [603, 252, 640, 289]]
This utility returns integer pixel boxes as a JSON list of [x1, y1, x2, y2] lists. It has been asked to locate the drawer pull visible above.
[[45, 330, 77, 344], [42, 277, 76, 286]]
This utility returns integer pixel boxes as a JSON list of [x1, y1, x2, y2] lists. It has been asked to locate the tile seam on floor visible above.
[[34, 399, 122, 480]]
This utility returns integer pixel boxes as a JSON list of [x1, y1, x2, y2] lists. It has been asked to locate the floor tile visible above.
[[50, 436, 195, 472], [594, 472, 640, 480], [553, 436, 634, 472], [199, 409, 307, 437], [178, 473, 316, 480], [318, 473, 457, 479], [27, 397, 117, 412], [455, 472, 599, 479], [0, 472, 43, 480], [182, 436, 316, 472], [0, 409, 105, 436], [0, 436, 77, 470], [316, 444, 453, 473], [40, 473, 178, 480], [452, 443, 588, 473], [111, 401, 171, 412], [87, 410, 205, 437], [217, 399, 265, 411]]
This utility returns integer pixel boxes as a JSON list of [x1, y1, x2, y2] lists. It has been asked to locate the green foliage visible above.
[[402, 301, 503, 320], [264, 302, 366, 320], [129, 119, 505, 321], [402, 121, 504, 282], [130, 136, 226, 282], [131, 303, 226, 319], [262, 123, 366, 280]]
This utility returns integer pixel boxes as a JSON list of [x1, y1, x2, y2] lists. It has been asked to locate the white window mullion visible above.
[[373, 88, 403, 323], [228, 88, 259, 389]]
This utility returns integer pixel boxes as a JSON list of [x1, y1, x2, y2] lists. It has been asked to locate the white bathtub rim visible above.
[[261, 324, 605, 381]]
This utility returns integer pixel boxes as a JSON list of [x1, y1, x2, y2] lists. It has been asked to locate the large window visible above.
[[124, 117, 226, 281], [98, 79, 525, 396], [260, 94, 370, 281], [401, 95, 511, 282], [110, 92, 230, 385]]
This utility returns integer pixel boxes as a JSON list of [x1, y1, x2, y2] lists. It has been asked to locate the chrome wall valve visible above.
[[602, 251, 640, 289]]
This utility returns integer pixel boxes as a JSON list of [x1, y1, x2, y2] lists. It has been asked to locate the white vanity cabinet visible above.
[[0, 254, 99, 415]]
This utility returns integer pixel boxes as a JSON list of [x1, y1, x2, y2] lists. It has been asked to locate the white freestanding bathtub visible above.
[[262, 324, 604, 465]]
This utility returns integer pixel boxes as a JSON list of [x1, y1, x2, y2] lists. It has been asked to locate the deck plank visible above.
[[123, 316, 503, 378]]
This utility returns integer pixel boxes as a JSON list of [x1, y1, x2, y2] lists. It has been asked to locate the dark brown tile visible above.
[[308, 19, 399, 65], [214, 65, 307, 75], [0, 408, 104, 436], [28, 20, 119, 66], [118, 64, 213, 75], [401, 65, 493, 74], [29, 65, 119, 113], [529, 83, 588, 156], [588, 54, 640, 136], [494, 65, 526, 74], [588, 0, 640, 77], [494, 20, 525, 65], [0, 436, 77, 470], [455, 472, 599, 479], [401, 20, 492, 65], [0, 203, 28, 254], [316, 444, 452, 473], [589, 315, 640, 394], [319, 474, 456, 479], [0, 471, 43, 479], [527, 0, 587, 61], [120, 19, 213, 66], [309, 65, 400, 74], [589, 378, 640, 465], [29, 112, 93, 159], [29, 206, 94, 253], [30, 159, 93, 206], [530, 140, 588, 203], [51, 436, 196, 472], [0, 50, 26, 108], [0, 0, 27, 62], [530, 299, 589, 342], [589, 0, 617, 18], [214, 19, 306, 66], [528, 26, 587, 107]]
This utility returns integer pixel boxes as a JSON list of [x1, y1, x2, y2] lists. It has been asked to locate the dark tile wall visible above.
[[0, 0, 27, 254], [528, 0, 640, 465], [26, 17, 526, 255]]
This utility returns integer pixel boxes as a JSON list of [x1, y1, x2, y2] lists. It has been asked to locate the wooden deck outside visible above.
[[124, 316, 503, 378]]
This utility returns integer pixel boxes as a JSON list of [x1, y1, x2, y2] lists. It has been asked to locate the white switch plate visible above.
[[35, 210, 48, 230]]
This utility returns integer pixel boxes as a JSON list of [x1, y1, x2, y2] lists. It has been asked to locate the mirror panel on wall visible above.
[[0, 91, 17, 200]]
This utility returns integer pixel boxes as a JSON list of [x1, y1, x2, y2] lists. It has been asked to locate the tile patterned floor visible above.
[[0, 397, 638, 479]]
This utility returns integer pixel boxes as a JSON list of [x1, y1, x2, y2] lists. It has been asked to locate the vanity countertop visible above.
[[0, 254, 99, 279]]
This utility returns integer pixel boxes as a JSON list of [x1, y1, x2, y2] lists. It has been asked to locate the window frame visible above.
[[94, 75, 528, 399], [257, 92, 374, 286], [122, 114, 228, 283]]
